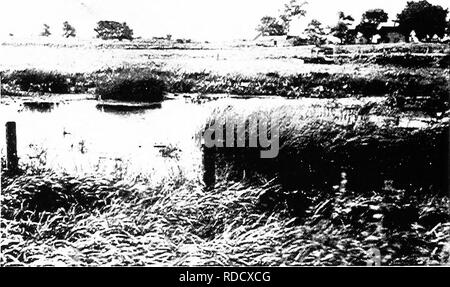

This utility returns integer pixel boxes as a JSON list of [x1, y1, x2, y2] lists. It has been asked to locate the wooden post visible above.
[[6, 121, 18, 173], [202, 144, 216, 189]]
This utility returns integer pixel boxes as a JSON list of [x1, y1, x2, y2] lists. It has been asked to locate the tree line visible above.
[[257, 0, 450, 44], [38, 20, 134, 41]]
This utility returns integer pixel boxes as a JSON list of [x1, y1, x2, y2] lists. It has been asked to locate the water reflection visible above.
[[96, 102, 162, 114], [22, 101, 59, 112]]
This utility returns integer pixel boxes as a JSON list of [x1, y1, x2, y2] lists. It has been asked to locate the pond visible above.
[[0, 97, 211, 180], [0, 95, 432, 180]]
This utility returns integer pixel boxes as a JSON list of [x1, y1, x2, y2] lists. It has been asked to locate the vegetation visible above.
[[40, 24, 51, 37], [356, 9, 389, 42], [331, 12, 355, 44], [2, 63, 449, 113], [95, 70, 165, 102], [397, 0, 449, 41], [94, 21, 134, 41], [202, 104, 449, 193], [256, 16, 286, 36], [2, 69, 72, 94], [1, 156, 448, 266], [256, 0, 307, 36], [305, 20, 326, 46], [62, 21, 76, 38]]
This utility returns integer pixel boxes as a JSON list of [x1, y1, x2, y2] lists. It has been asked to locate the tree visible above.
[[331, 12, 355, 44], [40, 24, 51, 37], [337, 11, 354, 23], [305, 19, 325, 46], [255, 0, 307, 36], [94, 21, 134, 41], [62, 21, 76, 38], [397, 0, 448, 41], [356, 9, 388, 41], [279, 0, 308, 32], [256, 16, 286, 36]]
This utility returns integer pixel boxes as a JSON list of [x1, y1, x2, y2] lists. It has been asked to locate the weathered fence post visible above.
[[202, 144, 216, 188], [201, 121, 216, 189], [6, 121, 18, 174]]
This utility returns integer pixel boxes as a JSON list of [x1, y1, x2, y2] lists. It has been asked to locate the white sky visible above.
[[0, 0, 449, 41]]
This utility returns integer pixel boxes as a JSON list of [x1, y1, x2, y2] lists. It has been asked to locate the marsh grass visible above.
[[95, 70, 166, 103], [2, 69, 71, 93], [201, 103, 449, 194], [2, 67, 448, 113], [1, 164, 448, 266]]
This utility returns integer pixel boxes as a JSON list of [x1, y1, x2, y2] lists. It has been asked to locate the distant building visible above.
[[378, 23, 406, 43], [286, 34, 308, 46], [252, 34, 309, 47], [253, 35, 290, 47]]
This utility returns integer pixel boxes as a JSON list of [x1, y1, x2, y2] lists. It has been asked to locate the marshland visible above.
[[1, 37, 449, 266]]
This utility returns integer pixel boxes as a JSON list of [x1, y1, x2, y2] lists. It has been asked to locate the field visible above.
[[1, 40, 449, 266]]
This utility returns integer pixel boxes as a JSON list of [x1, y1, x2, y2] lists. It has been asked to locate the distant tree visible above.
[[397, 0, 448, 41], [305, 19, 326, 46], [255, 0, 308, 36], [356, 9, 388, 42], [337, 11, 355, 23], [256, 16, 286, 36], [362, 9, 389, 25], [447, 19, 450, 35], [40, 24, 51, 37], [62, 21, 76, 38], [279, 0, 308, 32], [94, 21, 134, 41], [331, 12, 355, 44]]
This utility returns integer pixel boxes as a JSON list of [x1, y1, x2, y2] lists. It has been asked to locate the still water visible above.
[[0, 98, 210, 180]]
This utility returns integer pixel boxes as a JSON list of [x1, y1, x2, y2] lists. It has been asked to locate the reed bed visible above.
[[200, 101, 449, 194]]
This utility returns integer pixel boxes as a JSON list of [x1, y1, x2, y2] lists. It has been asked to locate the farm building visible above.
[[378, 24, 406, 43], [253, 35, 291, 47], [286, 35, 308, 46]]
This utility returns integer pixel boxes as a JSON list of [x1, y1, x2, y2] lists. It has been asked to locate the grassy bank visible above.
[[1, 164, 448, 266], [2, 67, 449, 113]]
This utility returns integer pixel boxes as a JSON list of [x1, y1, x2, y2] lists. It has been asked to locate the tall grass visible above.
[[1, 166, 448, 266], [2, 69, 71, 93], [95, 69, 166, 103], [200, 103, 449, 194]]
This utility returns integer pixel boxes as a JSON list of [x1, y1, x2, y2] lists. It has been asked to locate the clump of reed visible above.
[[1, 69, 91, 94], [2, 69, 72, 93], [94, 68, 166, 103]]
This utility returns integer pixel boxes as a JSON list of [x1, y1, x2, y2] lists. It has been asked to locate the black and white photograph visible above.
[[0, 0, 449, 270]]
